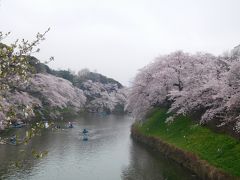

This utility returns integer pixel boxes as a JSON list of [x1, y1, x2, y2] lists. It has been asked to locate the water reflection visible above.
[[122, 140, 199, 180], [0, 114, 199, 180]]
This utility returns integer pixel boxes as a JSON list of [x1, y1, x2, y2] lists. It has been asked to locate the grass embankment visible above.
[[135, 108, 240, 177]]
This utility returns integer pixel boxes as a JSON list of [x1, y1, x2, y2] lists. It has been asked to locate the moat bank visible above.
[[131, 109, 240, 179]]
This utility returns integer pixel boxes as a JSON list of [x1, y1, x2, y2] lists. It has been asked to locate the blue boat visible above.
[[8, 135, 17, 145]]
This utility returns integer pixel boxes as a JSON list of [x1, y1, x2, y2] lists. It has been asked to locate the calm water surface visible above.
[[0, 114, 198, 180]]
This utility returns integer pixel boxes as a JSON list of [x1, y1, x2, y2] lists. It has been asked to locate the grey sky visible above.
[[0, 0, 240, 85]]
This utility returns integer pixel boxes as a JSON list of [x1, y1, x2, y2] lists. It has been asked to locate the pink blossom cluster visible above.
[[0, 72, 127, 129], [82, 80, 126, 113], [0, 73, 87, 128], [127, 47, 240, 132], [29, 73, 86, 109]]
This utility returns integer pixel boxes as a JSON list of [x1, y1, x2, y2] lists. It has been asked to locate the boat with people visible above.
[[68, 122, 73, 128], [82, 128, 89, 141], [83, 128, 88, 134], [5, 135, 17, 145]]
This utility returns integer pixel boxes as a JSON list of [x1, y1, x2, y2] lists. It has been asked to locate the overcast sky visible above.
[[0, 0, 240, 85]]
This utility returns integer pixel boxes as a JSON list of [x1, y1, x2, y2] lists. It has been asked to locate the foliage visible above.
[[82, 80, 126, 113], [52, 69, 75, 83], [136, 109, 240, 177], [53, 68, 123, 89], [0, 72, 87, 126], [51, 67, 126, 113], [28, 56, 53, 74], [0, 29, 51, 128], [25, 60, 126, 115], [28, 73, 86, 109], [0, 29, 51, 92], [127, 48, 240, 132], [0, 64, 126, 129]]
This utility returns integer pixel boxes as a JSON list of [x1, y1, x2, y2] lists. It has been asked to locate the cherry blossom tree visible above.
[[127, 48, 240, 133], [28, 73, 86, 109], [0, 29, 51, 127], [82, 80, 126, 113], [126, 51, 195, 120]]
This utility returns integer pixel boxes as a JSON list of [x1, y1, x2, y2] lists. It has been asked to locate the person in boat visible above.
[[83, 128, 88, 134], [82, 129, 88, 141], [68, 122, 73, 128], [10, 135, 16, 144]]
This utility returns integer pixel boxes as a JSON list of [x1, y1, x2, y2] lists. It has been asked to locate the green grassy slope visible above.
[[136, 108, 240, 177]]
